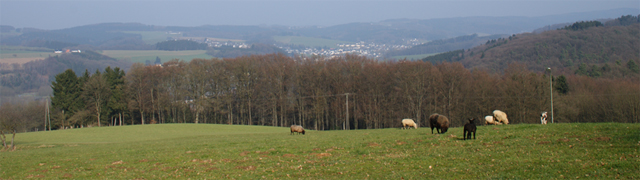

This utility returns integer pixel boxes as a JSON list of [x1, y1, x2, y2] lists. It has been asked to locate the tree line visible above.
[[15, 53, 633, 133]]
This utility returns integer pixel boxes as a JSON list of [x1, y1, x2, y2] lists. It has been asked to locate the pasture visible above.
[[100, 50, 213, 64], [1, 123, 638, 179], [273, 36, 353, 49], [0, 46, 56, 65]]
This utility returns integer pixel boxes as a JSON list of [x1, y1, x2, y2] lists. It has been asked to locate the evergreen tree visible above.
[[575, 63, 588, 75], [50, 69, 81, 129], [627, 60, 639, 73], [155, 56, 161, 65], [104, 67, 127, 125], [555, 75, 569, 94]]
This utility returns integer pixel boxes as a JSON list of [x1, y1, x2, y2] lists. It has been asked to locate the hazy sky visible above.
[[1, 0, 638, 30]]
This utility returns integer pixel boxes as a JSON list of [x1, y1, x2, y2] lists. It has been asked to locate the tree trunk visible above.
[[249, 100, 252, 125], [228, 102, 233, 125], [141, 110, 145, 125], [10, 130, 16, 151], [62, 110, 65, 129], [97, 101, 101, 127], [273, 105, 277, 126], [195, 111, 200, 124]]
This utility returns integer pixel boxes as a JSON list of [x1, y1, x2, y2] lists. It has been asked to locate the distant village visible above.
[[167, 32, 423, 59]]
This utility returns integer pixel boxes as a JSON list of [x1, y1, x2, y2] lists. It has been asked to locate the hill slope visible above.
[[424, 21, 640, 78], [2, 123, 638, 179], [384, 34, 508, 58]]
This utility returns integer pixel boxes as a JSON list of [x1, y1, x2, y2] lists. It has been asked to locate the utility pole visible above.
[[548, 67, 554, 123], [48, 100, 51, 131], [44, 99, 48, 131]]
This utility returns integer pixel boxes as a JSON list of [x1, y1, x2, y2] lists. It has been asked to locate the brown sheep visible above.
[[463, 118, 477, 140], [429, 113, 450, 134], [290, 125, 305, 135]]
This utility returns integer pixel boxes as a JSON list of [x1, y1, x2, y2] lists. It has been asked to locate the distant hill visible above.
[[296, 8, 639, 44], [423, 16, 640, 79], [1, 8, 636, 50]]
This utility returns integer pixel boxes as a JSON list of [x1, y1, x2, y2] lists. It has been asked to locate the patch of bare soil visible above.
[[590, 136, 611, 141]]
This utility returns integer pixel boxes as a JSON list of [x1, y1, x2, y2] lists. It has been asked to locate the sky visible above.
[[1, 0, 638, 30]]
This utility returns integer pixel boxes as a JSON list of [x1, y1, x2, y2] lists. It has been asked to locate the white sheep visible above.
[[401, 119, 418, 129], [484, 115, 502, 125], [540, 111, 548, 124], [493, 110, 509, 125]]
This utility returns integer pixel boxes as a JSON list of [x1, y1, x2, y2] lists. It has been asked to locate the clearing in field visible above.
[[101, 50, 213, 64], [1, 123, 638, 179]]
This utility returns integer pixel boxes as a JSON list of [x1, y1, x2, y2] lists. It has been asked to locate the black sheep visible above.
[[463, 118, 477, 140]]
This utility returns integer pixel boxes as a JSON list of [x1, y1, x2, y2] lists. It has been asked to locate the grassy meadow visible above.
[[101, 50, 213, 64], [1, 123, 638, 179], [273, 36, 353, 49]]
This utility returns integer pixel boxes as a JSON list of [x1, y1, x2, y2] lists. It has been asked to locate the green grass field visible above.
[[273, 36, 353, 49], [1, 123, 638, 179], [0, 51, 56, 59], [101, 50, 214, 64]]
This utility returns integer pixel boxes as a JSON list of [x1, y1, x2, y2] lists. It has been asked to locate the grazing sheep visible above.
[[463, 118, 477, 140], [540, 112, 548, 124], [429, 113, 450, 134], [484, 115, 502, 125], [290, 125, 305, 135], [493, 110, 509, 125], [401, 119, 418, 129]]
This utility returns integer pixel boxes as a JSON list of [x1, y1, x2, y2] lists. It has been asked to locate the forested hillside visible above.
[[424, 15, 640, 79], [0, 51, 130, 100], [384, 34, 507, 58]]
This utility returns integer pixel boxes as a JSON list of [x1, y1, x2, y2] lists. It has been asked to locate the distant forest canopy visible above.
[[562, 20, 603, 31], [423, 15, 640, 79], [33, 54, 639, 133]]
